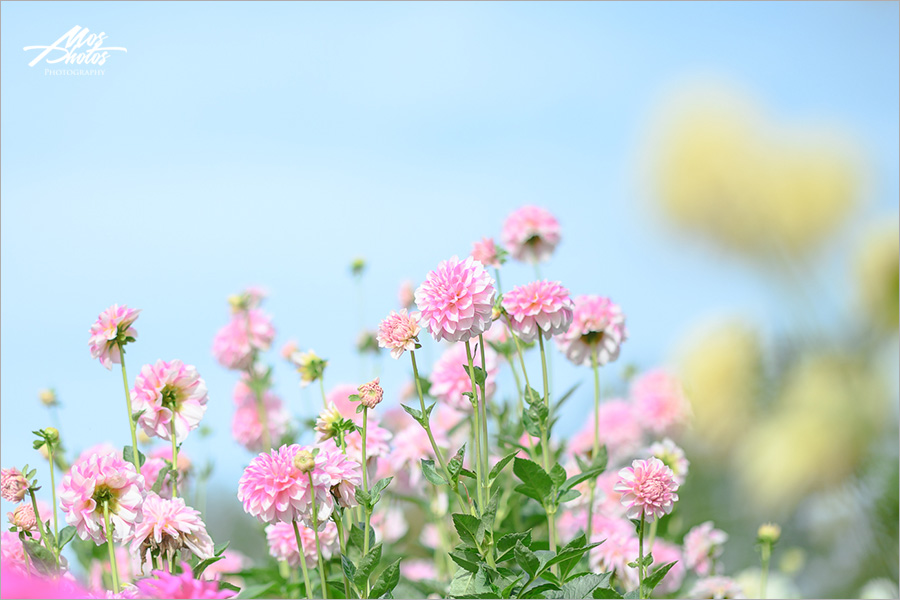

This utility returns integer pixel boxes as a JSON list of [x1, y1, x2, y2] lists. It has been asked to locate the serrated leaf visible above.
[[448, 548, 482, 573], [370, 558, 401, 598], [421, 459, 447, 486], [482, 492, 499, 532], [122, 445, 146, 467], [489, 452, 519, 483], [452, 513, 485, 547], [348, 524, 375, 554], [341, 553, 357, 582], [513, 458, 553, 504], [514, 484, 547, 504], [556, 573, 613, 599], [549, 464, 566, 488], [522, 409, 543, 437], [353, 543, 382, 589], [400, 403, 424, 423], [593, 587, 623, 599], [514, 541, 540, 577], [448, 565, 491, 598], [448, 444, 466, 480], [355, 487, 372, 507]]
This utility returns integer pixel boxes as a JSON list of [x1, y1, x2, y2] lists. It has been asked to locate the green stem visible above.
[[637, 514, 646, 599], [28, 489, 53, 556], [293, 521, 314, 600], [48, 446, 60, 571], [307, 473, 329, 600], [477, 334, 490, 502], [505, 318, 532, 392], [333, 514, 352, 599], [103, 500, 120, 594], [537, 335, 557, 573], [465, 341, 485, 514], [254, 385, 272, 452], [362, 407, 372, 597], [647, 519, 658, 554], [760, 544, 771, 599], [170, 421, 178, 498], [586, 350, 601, 542], [319, 377, 328, 409], [117, 341, 140, 471]]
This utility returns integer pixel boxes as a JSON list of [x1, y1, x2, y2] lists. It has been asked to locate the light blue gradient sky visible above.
[[2, 1, 898, 537]]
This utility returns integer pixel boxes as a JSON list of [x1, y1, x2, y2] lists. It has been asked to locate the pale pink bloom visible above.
[[326, 383, 362, 421], [318, 421, 393, 472], [401, 559, 439, 582], [1, 467, 29, 502], [232, 380, 291, 453], [377, 310, 422, 359], [556, 295, 627, 367], [135, 562, 234, 599], [649, 539, 686, 595], [7, 504, 36, 531], [688, 576, 745, 599], [266, 521, 338, 568], [684, 521, 729, 577], [385, 423, 448, 489], [1, 562, 89, 598], [89, 304, 141, 370], [211, 309, 276, 371], [72, 443, 120, 468], [588, 517, 639, 589], [615, 458, 679, 521], [131, 359, 209, 443], [398, 280, 416, 310], [415, 255, 496, 343], [131, 492, 214, 562], [569, 399, 643, 463], [556, 508, 587, 542], [59, 452, 145, 544], [502, 280, 574, 342], [201, 549, 250, 584], [471, 237, 501, 269], [142, 448, 193, 499], [593, 471, 627, 518], [430, 342, 499, 412], [648, 438, 690, 486], [371, 505, 408, 544], [280, 340, 300, 361], [315, 445, 363, 516], [501, 205, 561, 264], [632, 370, 691, 435], [358, 377, 384, 409]]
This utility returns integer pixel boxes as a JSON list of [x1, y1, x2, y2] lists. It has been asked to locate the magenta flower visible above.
[[232, 380, 291, 453], [502, 280, 574, 342], [556, 295, 627, 366], [59, 451, 145, 544], [648, 438, 690, 486], [415, 255, 496, 343], [430, 342, 499, 412], [501, 205, 561, 264], [89, 304, 141, 370], [7, 504, 36, 531], [135, 562, 234, 599], [131, 492, 214, 563], [265, 520, 338, 568], [632, 369, 691, 435], [377, 310, 421, 359], [211, 309, 275, 371], [683, 521, 729, 577], [131, 359, 209, 443], [1, 467, 29, 502], [688, 576, 745, 599], [614, 457, 680, 520], [471, 237, 502, 269]]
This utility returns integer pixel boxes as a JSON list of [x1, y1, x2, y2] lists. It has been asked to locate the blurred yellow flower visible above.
[[855, 219, 899, 331]]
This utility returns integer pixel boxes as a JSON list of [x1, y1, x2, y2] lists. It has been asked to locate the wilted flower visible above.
[[648, 438, 690, 486], [131, 359, 209, 443], [88, 304, 141, 370], [501, 280, 574, 342], [135, 562, 234, 599], [376, 310, 421, 359], [7, 504, 36, 531], [1, 468, 29, 503], [131, 492, 215, 564], [614, 457, 679, 520], [266, 521, 338, 568], [415, 255, 496, 343], [358, 377, 383, 409], [501, 205, 561, 264], [684, 521, 729, 576], [556, 295, 627, 366], [632, 370, 691, 435]]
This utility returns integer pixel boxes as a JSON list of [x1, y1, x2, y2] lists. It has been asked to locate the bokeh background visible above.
[[2, 2, 898, 597]]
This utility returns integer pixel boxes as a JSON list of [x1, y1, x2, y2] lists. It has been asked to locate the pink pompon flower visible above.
[[59, 452, 145, 544], [684, 521, 729, 577], [7, 503, 36, 531], [265, 520, 338, 568], [501, 205, 561, 264], [556, 295, 627, 367], [648, 438, 690, 486], [471, 237, 502, 269], [614, 457, 679, 520], [415, 255, 496, 343], [632, 370, 691, 435], [131, 360, 209, 444], [377, 310, 422, 359], [232, 380, 291, 453], [212, 309, 276, 371], [398, 280, 416, 310], [89, 304, 141, 370], [131, 493, 214, 563], [1, 467, 29, 502], [502, 280, 574, 342], [430, 342, 499, 412], [358, 378, 384, 409], [135, 562, 234, 599], [688, 576, 745, 599], [315, 445, 364, 516]]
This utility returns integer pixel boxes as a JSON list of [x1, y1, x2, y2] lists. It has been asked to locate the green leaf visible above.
[[501, 574, 524, 599], [353, 543, 383, 589], [452, 513, 485, 547], [348, 523, 375, 555], [193, 554, 225, 578], [400, 404, 424, 424], [214, 541, 230, 556], [448, 565, 491, 598], [341, 553, 357, 582], [218, 581, 241, 593], [513, 458, 553, 504], [421, 459, 447, 486], [543, 541, 603, 579], [355, 487, 372, 507], [641, 561, 677, 597], [56, 525, 77, 551], [496, 531, 532, 563], [522, 409, 543, 438], [514, 541, 540, 577], [593, 588, 624, 599], [549, 464, 567, 488], [556, 573, 613, 599], [489, 452, 519, 484], [370, 476, 393, 505], [448, 548, 482, 573], [370, 558, 401, 598], [482, 491, 500, 532], [447, 444, 467, 482], [151, 466, 172, 495], [236, 582, 277, 599], [562, 464, 607, 493], [553, 382, 582, 411], [122, 445, 146, 467], [22, 538, 56, 576], [462, 364, 488, 387], [523, 387, 542, 405], [558, 489, 581, 504]]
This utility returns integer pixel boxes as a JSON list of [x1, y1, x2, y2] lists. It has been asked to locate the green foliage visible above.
[[122, 445, 146, 467]]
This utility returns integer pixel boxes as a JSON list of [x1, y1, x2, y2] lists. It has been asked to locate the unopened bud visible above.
[[293, 450, 316, 473], [38, 389, 58, 407], [7, 504, 36, 531], [758, 522, 781, 545], [358, 378, 384, 409], [44, 428, 59, 443]]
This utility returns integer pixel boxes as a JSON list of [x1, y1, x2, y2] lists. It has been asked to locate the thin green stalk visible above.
[[647, 519, 658, 554], [170, 421, 178, 498], [333, 514, 352, 599], [760, 544, 771, 599], [103, 500, 120, 594], [254, 387, 272, 452], [537, 335, 557, 572], [637, 514, 646, 599], [586, 350, 601, 541], [465, 341, 485, 514], [319, 377, 328, 409], [48, 445, 60, 570], [151, 553, 159, 572], [361, 407, 372, 597], [477, 334, 490, 501], [28, 489, 53, 556], [293, 521, 314, 600], [117, 341, 140, 471], [307, 473, 329, 600]]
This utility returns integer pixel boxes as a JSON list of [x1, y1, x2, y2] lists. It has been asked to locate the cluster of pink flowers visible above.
[[415, 255, 496, 343], [212, 308, 276, 371], [631, 369, 691, 435], [89, 304, 141, 370], [134, 562, 235, 599], [131, 359, 209, 443], [502, 280, 574, 342], [266, 521, 339, 568], [470, 237, 502, 268]]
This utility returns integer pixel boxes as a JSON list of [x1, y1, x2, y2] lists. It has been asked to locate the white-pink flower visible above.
[[471, 237, 502, 269], [684, 521, 728, 577], [385, 423, 448, 490], [212, 309, 275, 371], [231, 380, 291, 453], [688, 576, 745, 599], [648, 438, 690, 486], [377, 310, 422, 359], [502, 280, 574, 342], [59, 452, 145, 544], [651, 539, 687, 595], [556, 295, 627, 367], [265, 521, 338, 568], [632, 370, 691, 435], [587, 517, 639, 590], [501, 205, 561, 264], [614, 457, 679, 521], [131, 492, 214, 562], [7, 504, 36, 531], [415, 255, 496, 343], [430, 342, 499, 412], [569, 399, 643, 463], [397, 280, 416, 310], [89, 305, 141, 370], [131, 359, 209, 443]]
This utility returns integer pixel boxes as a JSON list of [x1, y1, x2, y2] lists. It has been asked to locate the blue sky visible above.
[[2, 0, 898, 541]]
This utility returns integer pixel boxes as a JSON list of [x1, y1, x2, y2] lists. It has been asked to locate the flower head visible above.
[[135, 563, 234, 599], [415, 255, 496, 343], [131, 360, 209, 444], [502, 280, 574, 342], [131, 492, 214, 564], [1, 468, 29, 502], [397, 280, 416, 309], [501, 205, 561, 264], [430, 342, 499, 412], [7, 504, 36, 531], [266, 521, 338, 568], [688, 576, 745, 599], [471, 237, 503, 269], [757, 522, 781, 545], [39, 389, 58, 407], [232, 380, 291, 453], [587, 517, 639, 589], [212, 309, 275, 371], [292, 350, 328, 388], [614, 457, 679, 520], [59, 452, 145, 544], [569, 399, 642, 463], [358, 378, 383, 409], [556, 295, 627, 366], [648, 438, 690, 486], [89, 304, 141, 370], [632, 370, 691, 435], [377, 310, 421, 359], [684, 521, 729, 576]]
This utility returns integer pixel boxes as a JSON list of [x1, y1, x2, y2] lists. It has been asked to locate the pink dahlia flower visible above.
[[1, 467, 29, 502], [632, 370, 691, 435], [556, 295, 627, 367], [471, 237, 502, 269], [211, 309, 275, 371], [377, 310, 422, 359], [318, 421, 392, 471], [614, 457, 679, 521], [688, 576, 745, 599], [502, 280, 574, 342], [358, 377, 384, 409], [131, 492, 214, 563], [232, 380, 291, 453], [59, 452, 145, 544], [430, 342, 499, 412], [569, 399, 643, 463], [587, 517, 639, 590], [265, 520, 338, 568], [142, 446, 192, 497], [648, 438, 690, 486], [415, 255, 496, 343], [651, 539, 687, 595], [131, 359, 209, 443], [371, 504, 408, 544], [684, 521, 729, 577], [398, 280, 416, 310], [201, 549, 250, 584], [89, 304, 141, 370], [501, 205, 561, 264], [385, 423, 448, 489], [135, 562, 234, 599], [315, 445, 363, 515], [7, 503, 36, 531]]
